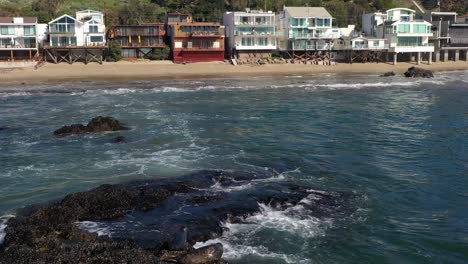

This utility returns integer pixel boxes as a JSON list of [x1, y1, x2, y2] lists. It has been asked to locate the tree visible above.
[[107, 40, 122, 61]]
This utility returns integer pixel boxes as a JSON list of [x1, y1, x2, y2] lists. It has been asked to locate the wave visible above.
[[75, 221, 112, 237], [0, 215, 15, 245], [193, 196, 332, 263]]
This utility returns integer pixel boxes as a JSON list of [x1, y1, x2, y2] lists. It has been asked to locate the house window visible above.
[[241, 37, 253, 46], [0, 26, 15, 35], [24, 26, 36, 35], [257, 37, 268, 46], [90, 36, 103, 42], [373, 41, 379, 46], [89, 25, 98, 33], [49, 16, 75, 33], [397, 24, 410, 33], [413, 24, 427, 33]]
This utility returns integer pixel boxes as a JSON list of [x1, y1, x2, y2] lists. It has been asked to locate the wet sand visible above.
[[0, 60, 467, 85]]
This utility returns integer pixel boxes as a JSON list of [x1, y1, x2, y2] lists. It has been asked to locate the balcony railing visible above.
[[48, 30, 76, 34], [0, 43, 37, 49], [291, 33, 340, 39], [236, 31, 274, 36], [352, 44, 389, 50], [395, 43, 434, 47]]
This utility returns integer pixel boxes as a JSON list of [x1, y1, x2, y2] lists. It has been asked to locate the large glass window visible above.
[[24, 26, 35, 35], [397, 24, 410, 33], [89, 25, 98, 33], [413, 24, 427, 33], [49, 17, 75, 33], [257, 37, 268, 46], [90, 36, 103, 42], [241, 37, 254, 46], [397, 36, 421, 46], [1, 26, 15, 35]]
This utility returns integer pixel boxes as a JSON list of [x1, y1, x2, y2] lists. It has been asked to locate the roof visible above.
[[76, 10, 103, 14], [284, 7, 331, 18], [386, 8, 416, 13], [0, 17, 37, 24], [49, 14, 82, 24]]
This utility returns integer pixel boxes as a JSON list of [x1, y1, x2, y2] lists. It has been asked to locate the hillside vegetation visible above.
[[0, 0, 464, 27]]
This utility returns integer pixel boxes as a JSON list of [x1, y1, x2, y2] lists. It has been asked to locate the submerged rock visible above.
[[381, 71, 395, 77], [0, 170, 355, 263], [404, 67, 434, 78], [179, 243, 223, 264], [110, 136, 128, 144], [54, 116, 128, 136]]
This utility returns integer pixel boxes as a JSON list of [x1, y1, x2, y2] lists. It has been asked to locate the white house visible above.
[[276, 6, 339, 51], [223, 10, 276, 58], [0, 17, 47, 60], [47, 10, 106, 47], [362, 8, 434, 64]]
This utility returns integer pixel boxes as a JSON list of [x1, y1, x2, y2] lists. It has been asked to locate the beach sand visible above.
[[0, 60, 467, 86]]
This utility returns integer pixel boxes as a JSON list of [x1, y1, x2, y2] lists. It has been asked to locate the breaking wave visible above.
[[194, 191, 334, 263], [0, 215, 14, 245]]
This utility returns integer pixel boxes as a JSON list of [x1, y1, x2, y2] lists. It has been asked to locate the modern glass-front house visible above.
[[223, 10, 276, 58], [276, 7, 338, 51], [362, 8, 434, 63]]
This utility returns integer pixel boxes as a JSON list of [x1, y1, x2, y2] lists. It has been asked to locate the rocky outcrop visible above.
[[179, 243, 223, 264], [54, 116, 128, 136], [404, 67, 434, 78], [0, 170, 355, 264], [381, 71, 395, 77]]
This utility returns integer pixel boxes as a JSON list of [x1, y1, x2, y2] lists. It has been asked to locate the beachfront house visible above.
[[276, 7, 339, 52], [0, 17, 46, 61], [362, 8, 434, 64], [46, 10, 106, 47], [223, 10, 276, 59], [44, 10, 107, 64], [421, 12, 468, 62], [166, 13, 225, 63], [107, 23, 166, 59]]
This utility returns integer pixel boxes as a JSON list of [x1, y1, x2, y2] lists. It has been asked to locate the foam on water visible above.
[[75, 221, 112, 237], [193, 196, 332, 263], [0, 215, 14, 245]]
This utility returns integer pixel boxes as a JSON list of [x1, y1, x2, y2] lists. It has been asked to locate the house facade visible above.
[[362, 8, 434, 64], [166, 14, 224, 63], [46, 10, 106, 47], [0, 17, 45, 60], [276, 7, 338, 52], [107, 23, 165, 58], [223, 10, 276, 58]]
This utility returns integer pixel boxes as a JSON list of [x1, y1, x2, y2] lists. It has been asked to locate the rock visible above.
[[86, 116, 127, 133], [190, 195, 223, 204], [404, 67, 434, 78], [54, 116, 128, 136], [110, 136, 127, 144], [168, 227, 187, 251], [178, 243, 223, 264], [381, 71, 395, 77]]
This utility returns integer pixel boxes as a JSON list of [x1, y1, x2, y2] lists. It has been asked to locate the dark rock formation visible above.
[[54, 116, 128, 136], [179, 243, 223, 264], [404, 67, 434, 78], [381, 71, 395, 77], [0, 170, 355, 264], [110, 136, 128, 144]]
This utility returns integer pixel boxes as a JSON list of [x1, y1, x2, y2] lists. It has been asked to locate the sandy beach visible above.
[[0, 60, 467, 86]]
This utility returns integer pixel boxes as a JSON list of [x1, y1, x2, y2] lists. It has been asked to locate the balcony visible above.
[[351, 44, 389, 50], [236, 31, 274, 36], [0, 43, 37, 49], [48, 30, 75, 35]]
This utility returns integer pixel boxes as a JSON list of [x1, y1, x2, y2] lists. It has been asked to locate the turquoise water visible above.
[[1, 72, 468, 263]]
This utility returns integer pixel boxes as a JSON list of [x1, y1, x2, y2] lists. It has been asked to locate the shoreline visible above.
[[0, 61, 467, 86]]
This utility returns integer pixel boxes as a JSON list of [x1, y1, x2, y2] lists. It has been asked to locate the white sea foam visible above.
[[0, 215, 15, 245], [75, 221, 112, 237], [194, 238, 309, 263], [193, 199, 330, 263]]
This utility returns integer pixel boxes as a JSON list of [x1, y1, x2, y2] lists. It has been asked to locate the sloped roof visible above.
[[0, 17, 37, 23], [49, 14, 82, 24], [284, 7, 331, 18]]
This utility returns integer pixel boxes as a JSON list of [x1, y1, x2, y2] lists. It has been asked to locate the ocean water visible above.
[[1, 71, 468, 263]]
